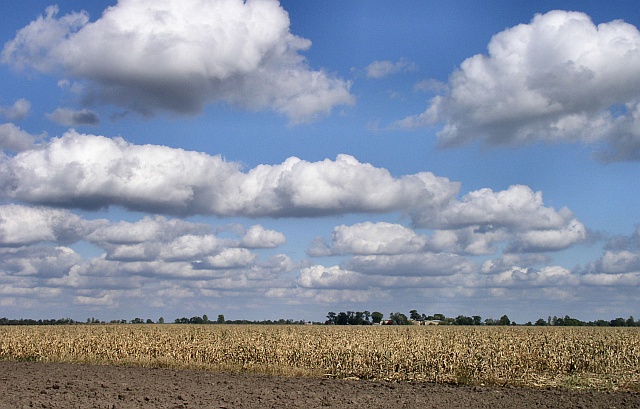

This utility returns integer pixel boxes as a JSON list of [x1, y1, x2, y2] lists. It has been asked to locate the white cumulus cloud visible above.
[[397, 10, 640, 161], [585, 250, 640, 275], [313, 221, 428, 256], [85, 216, 211, 245], [2, 1, 354, 123], [0, 131, 460, 218], [418, 184, 578, 231], [0, 246, 82, 278], [0, 204, 103, 246], [240, 225, 286, 249], [197, 248, 257, 270], [297, 265, 366, 289]]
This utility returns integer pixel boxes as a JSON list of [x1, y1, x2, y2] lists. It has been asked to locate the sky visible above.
[[1, 1, 639, 324]]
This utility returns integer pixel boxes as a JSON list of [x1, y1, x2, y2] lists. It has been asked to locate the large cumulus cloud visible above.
[[2, 1, 354, 123], [0, 131, 585, 238], [398, 10, 640, 161], [0, 131, 460, 218], [415, 184, 578, 231], [0, 131, 587, 266]]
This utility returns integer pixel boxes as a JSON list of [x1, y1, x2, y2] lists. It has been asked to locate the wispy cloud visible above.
[[0, 98, 31, 120], [365, 58, 418, 79], [46, 108, 99, 126], [0, 123, 37, 152]]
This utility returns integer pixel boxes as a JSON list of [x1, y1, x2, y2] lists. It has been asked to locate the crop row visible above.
[[1, 325, 638, 391]]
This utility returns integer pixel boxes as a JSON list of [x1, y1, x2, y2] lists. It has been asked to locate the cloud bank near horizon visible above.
[[0, 130, 626, 316], [0, 199, 634, 315]]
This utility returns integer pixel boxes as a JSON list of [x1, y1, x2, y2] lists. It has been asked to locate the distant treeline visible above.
[[1, 312, 638, 327], [0, 315, 311, 326], [324, 310, 640, 327], [172, 315, 307, 325], [0, 317, 77, 325]]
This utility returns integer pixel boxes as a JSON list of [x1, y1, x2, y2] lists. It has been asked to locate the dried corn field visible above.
[[1, 325, 639, 391]]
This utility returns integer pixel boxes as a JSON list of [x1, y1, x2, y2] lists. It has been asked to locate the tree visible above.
[[363, 311, 371, 323], [158, 317, 164, 324], [326, 312, 337, 325], [454, 315, 473, 325], [371, 311, 384, 324], [389, 312, 410, 325], [498, 315, 511, 326], [534, 318, 547, 326], [563, 315, 583, 326], [217, 314, 225, 324], [433, 313, 445, 321], [472, 315, 482, 325], [409, 310, 421, 321], [336, 312, 349, 325], [203, 314, 209, 324], [350, 311, 365, 325]]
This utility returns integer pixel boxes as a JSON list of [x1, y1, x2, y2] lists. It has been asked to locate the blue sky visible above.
[[1, 1, 639, 323]]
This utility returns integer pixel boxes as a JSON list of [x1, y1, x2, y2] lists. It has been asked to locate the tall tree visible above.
[[389, 312, 410, 325], [498, 315, 511, 326], [326, 312, 337, 325], [371, 311, 384, 324], [336, 312, 349, 325], [363, 311, 371, 322]]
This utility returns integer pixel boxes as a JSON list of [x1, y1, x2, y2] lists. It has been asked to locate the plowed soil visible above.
[[1, 361, 639, 408]]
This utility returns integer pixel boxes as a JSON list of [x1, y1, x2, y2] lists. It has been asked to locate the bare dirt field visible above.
[[1, 361, 639, 409]]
